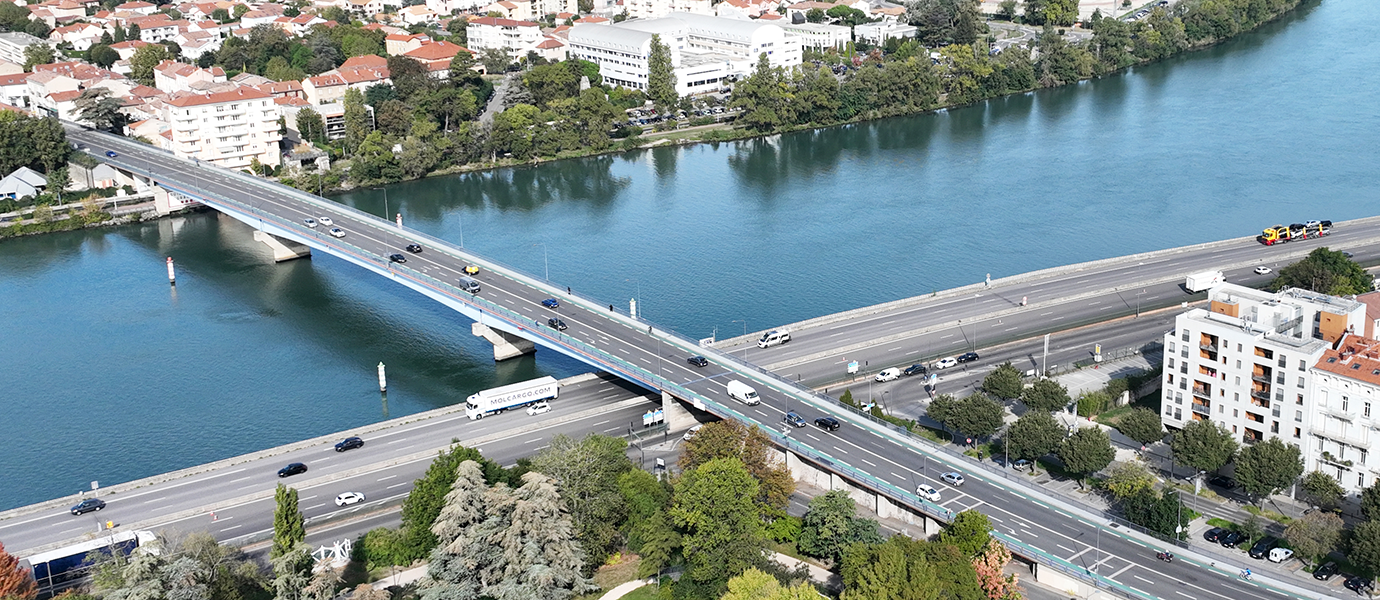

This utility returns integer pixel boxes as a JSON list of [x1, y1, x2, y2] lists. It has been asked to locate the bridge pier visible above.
[[471, 322, 536, 361], [660, 391, 697, 431], [784, 447, 944, 538], [252, 231, 312, 262]]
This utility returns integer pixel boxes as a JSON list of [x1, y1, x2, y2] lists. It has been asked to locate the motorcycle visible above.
[[1156, 552, 1174, 562]]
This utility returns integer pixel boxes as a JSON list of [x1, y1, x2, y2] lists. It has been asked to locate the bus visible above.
[[19, 530, 157, 597]]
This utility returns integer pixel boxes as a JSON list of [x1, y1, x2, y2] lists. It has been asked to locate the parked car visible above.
[[547, 317, 567, 331], [406, 244, 422, 253], [1011, 458, 1032, 471], [334, 436, 364, 452], [1254, 266, 1272, 275], [1268, 547, 1295, 563], [687, 355, 709, 367], [389, 253, 407, 263], [875, 368, 901, 382], [784, 412, 807, 427], [542, 298, 560, 309], [1218, 530, 1244, 548], [318, 217, 333, 226], [916, 484, 941, 502], [1203, 527, 1226, 543], [1314, 561, 1339, 580], [682, 424, 702, 441], [902, 363, 928, 377], [70, 498, 106, 515], [526, 401, 551, 415], [935, 357, 959, 369], [278, 462, 308, 478], [1207, 475, 1237, 489], [304, 218, 318, 228], [941, 472, 965, 486], [328, 227, 345, 238], [1344, 575, 1375, 594], [1248, 536, 1277, 559], [957, 351, 980, 363], [335, 492, 365, 506], [814, 416, 840, 431]]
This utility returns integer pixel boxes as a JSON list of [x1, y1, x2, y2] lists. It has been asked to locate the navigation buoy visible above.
[[377, 362, 387, 392], [167, 257, 175, 285]]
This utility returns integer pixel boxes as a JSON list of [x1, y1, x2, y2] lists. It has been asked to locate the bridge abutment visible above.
[[784, 445, 944, 538], [253, 230, 312, 262], [472, 323, 536, 361]]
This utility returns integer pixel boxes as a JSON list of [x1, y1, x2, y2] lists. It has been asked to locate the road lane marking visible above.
[[1175, 592, 1194, 599], [1056, 544, 1074, 553], [523, 438, 543, 444], [229, 476, 252, 483], [220, 525, 242, 532], [387, 438, 409, 444], [377, 475, 397, 481], [941, 334, 954, 339], [1134, 575, 1153, 585], [387, 482, 410, 490], [305, 503, 325, 510], [860, 459, 877, 467]]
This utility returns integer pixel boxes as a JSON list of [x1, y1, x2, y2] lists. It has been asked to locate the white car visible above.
[[875, 368, 901, 382], [935, 357, 959, 369], [941, 472, 965, 486], [683, 424, 703, 441], [526, 401, 551, 415], [329, 227, 345, 238], [1268, 547, 1295, 563], [334, 492, 365, 506], [303, 218, 317, 228], [318, 217, 333, 226], [1254, 266, 1272, 275], [916, 484, 941, 502]]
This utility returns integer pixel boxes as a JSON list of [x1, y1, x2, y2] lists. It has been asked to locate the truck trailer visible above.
[[1185, 270, 1225, 293], [465, 376, 559, 420]]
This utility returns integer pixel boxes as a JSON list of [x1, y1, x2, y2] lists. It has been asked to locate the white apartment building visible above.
[[779, 22, 849, 49], [164, 87, 282, 170], [624, 0, 710, 20], [0, 32, 45, 66], [1308, 335, 1379, 495], [1162, 283, 1366, 474], [466, 17, 543, 59]]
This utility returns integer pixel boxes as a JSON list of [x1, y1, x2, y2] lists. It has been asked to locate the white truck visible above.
[[1185, 270, 1226, 293], [757, 329, 791, 348], [465, 376, 559, 420], [726, 380, 760, 405]]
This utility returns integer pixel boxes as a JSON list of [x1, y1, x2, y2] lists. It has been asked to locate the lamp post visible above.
[[732, 319, 747, 360], [882, 390, 890, 416], [533, 242, 548, 280], [1136, 289, 1146, 318], [973, 293, 982, 349]]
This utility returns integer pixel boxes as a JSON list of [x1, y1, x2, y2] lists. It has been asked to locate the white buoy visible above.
[[629, 298, 637, 319], [395, 213, 403, 228], [166, 257, 175, 285], [377, 362, 387, 392]]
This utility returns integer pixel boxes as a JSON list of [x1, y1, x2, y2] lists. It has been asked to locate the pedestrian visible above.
[[609, 304, 614, 311], [567, 286, 571, 294]]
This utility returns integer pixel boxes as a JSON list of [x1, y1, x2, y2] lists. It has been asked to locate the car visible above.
[[406, 244, 422, 253], [814, 416, 840, 431], [941, 472, 965, 486], [916, 484, 941, 502], [70, 498, 106, 515], [1254, 266, 1272, 275], [1207, 475, 1237, 489], [334, 492, 365, 506], [318, 217, 333, 226], [547, 317, 567, 331], [1268, 547, 1295, 563], [304, 218, 318, 228], [687, 355, 709, 367], [1011, 458, 1032, 471], [902, 363, 928, 377], [1344, 575, 1375, 594], [1203, 527, 1226, 543], [542, 298, 560, 309], [1343, 251, 1354, 259], [1314, 561, 1339, 581], [334, 436, 364, 452], [328, 227, 345, 238], [526, 401, 551, 415], [389, 254, 407, 263], [105, 150, 118, 158], [784, 412, 807, 427], [682, 424, 702, 441], [1248, 536, 1277, 559], [463, 265, 480, 275], [278, 462, 308, 478], [935, 357, 959, 369], [957, 351, 980, 363], [1218, 530, 1244, 548], [875, 368, 901, 382]]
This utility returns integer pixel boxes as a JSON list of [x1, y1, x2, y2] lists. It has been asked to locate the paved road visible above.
[[45, 129, 1350, 599]]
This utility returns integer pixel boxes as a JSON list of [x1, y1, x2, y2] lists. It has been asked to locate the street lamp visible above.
[[533, 242, 548, 280], [1136, 289, 1146, 318], [882, 390, 890, 416], [973, 293, 982, 349]]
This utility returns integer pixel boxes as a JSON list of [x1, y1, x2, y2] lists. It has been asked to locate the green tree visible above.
[[671, 458, 769, 594], [232, 4, 250, 18], [528, 433, 633, 571], [125, 24, 140, 42], [618, 468, 672, 550], [211, 7, 229, 21], [839, 535, 938, 600], [272, 544, 313, 600], [998, 0, 1017, 20], [797, 490, 882, 564], [400, 443, 506, 561], [342, 87, 370, 156], [1270, 247, 1372, 296], [1299, 470, 1345, 510], [296, 106, 325, 144], [1103, 460, 1156, 501], [1347, 520, 1380, 592], [1006, 410, 1063, 462], [928, 392, 1005, 439], [722, 568, 816, 600], [1044, 0, 1078, 26], [488, 472, 599, 599], [681, 419, 794, 510], [981, 362, 1023, 399], [130, 43, 170, 86], [523, 60, 582, 107], [387, 55, 432, 100], [647, 34, 677, 113], [1020, 378, 1070, 413], [271, 484, 306, 559], [264, 56, 305, 82], [805, 7, 824, 21], [938, 509, 991, 557], [89, 44, 118, 69], [1234, 438, 1303, 505], [449, 49, 475, 77], [729, 54, 790, 133], [1361, 481, 1380, 521], [421, 460, 490, 600], [480, 47, 510, 73], [1239, 513, 1264, 547], [22, 43, 53, 71], [1284, 510, 1342, 564], [75, 88, 125, 132], [1116, 407, 1164, 446], [0, 541, 36, 600], [1170, 418, 1237, 474], [1057, 427, 1115, 488], [1122, 488, 1188, 539]]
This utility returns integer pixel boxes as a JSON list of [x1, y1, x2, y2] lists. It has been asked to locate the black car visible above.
[[547, 317, 567, 331], [814, 417, 840, 431], [334, 436, 364, 452], [70, 498, 106, 515], [1344, 575, 1375, 594], [1248, 536, 1277, 559], [902, 363, 928, 377], [1203, 527, 1226, 543], [957, 351, 980, 363], [1218, 530, 1244, 548], [1208, 475, 1237, 489], [1314, 561, 1339, 580], [406, 244, 423, 253], [687, 355, 709, 367], [389, 254, 407, 263], [278, 462, 308, 478]]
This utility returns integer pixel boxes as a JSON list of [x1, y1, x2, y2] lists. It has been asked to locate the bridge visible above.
[[46, 125, 1369, 600]]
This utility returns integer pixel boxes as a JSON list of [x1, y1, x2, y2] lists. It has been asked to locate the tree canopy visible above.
[[928, 392, 1006, 439], [797, 490, 882, 564], [1284, 510, 1342, 564], [680, 419, 794, 509], [1269, 247, 1372, 296], [1057, 426, 1115, 487], [1170, 419, 1237, 474], [981, 362, 1023, 400], [1021, 378, 1071, 413], [1233, 438, 1303, 504], [670, 458, 768, 594], [1005, 410, 1063, 461], [1116, 407, 1164, 446]]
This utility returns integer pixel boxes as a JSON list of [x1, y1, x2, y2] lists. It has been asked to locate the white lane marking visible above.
[[229, 476, 252, 483], [523, 438, 543, 444], [1100, 306, 1114, 311], [861, 459, 877, 467], [906, 350, 920, 355], [1020, 528, 1037, 538], [1056, 544, 1074, 553], [220, 525, 242, 532], [891, 472, 906, 480], [1040, 311, 1053, 316], [1175, 592, 1195, 600], [887, 346, 903, 352], [592, 419, 610, 426], [387, 482, 410, 490], [377, 475, 397, 481], [1005, 327, 1018, 331], [941, 334, 954, 339], [1110, 564, 1135, 578], [300, 495, 317, 501], [387, 438, 409, 444], [1052, 316, 1065, 320], [143, 497, 170, 504], [305, 503, 325, 510], [604, 427, 622, 433], [1133, 575, 1154, 585]]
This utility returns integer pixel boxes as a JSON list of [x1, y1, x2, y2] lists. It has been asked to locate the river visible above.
[[1, 0, 1376, 510]]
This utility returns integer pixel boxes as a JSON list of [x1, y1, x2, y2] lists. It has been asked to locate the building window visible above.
[[1299, 359, 1306, 371], [1297, 394, 1303, 405], [1175, 408, 1182, 420], [1236, 360, 1242, 369], [1235, 376, 1241, 386], [1360, 473, 1366, 488], [1169, 358, 1175, 369], [1295, 410, 1302, 422], [1293, 427, 1300, 438], [1298, 377, 1305, 388], [1366, 402, 1372, 417], [1343, 397, 1349, 411], [1232, 409, 1238, 417]]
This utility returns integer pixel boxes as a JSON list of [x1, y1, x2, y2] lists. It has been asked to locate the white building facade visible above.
[[164, 87, 283, 170], [1308, 336, 1380, 496], [466, 17, 543, 58]]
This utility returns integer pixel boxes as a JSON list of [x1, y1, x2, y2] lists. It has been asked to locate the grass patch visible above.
[[590, 552, 642, 594], [619, 586, 664, 600], [1244, 505, 1293, 525], [1207, 517, 1237, 529]]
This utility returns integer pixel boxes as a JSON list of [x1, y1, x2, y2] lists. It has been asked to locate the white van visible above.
[[726, 380, 760, 405], [757, 329, 791, 348]]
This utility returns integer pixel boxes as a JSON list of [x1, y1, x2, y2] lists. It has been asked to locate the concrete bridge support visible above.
[[472, 322, 536, 361], [783, 447, 943, 539], [660, 391, 697, 431], [253, 230, 312, 262], [1031, 563, 1095, 598]]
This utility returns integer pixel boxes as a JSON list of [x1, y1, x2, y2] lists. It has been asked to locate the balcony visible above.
[[1322, 405, 1355, 421], [1318, 451, 1354, 469], [1251, 374, 1271, 384], [1250, 390, 1271, 401], [1193, 387, 1211, 400], [1199, 343, 1218, 352], [1191, 403, 1210, 415], [1311, 424, 1371, 447]]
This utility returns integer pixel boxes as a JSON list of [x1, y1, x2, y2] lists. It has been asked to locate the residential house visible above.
[[426, 0, 487, 13], [852, 21, 915, 44], [163, 86, 282, 169], [48, 23, 105, 52], [398, 4, 436, 25], [0, 60, 22, 75], [480, 0, 532, 20], [275, 14, 327, 35], [254, 79, 304, 99], [466, 16, 540, 59], [343, 0, 384, 15], [238, 9, 281, 27], [779, 21, 849, 48], [129, 14, 186, 43], [531, 35, 565, 62], [1308, 334, 1380, 497], [385, 32, 429, 55], [152, 60, 227, 93], [114, 1, 159, 15], [301, 55, 390, 104], [109, 40, 152, 60], [0, 72, 29, 108], [402, 40, 469, 77], [715, 0, 776, 19], [623, 0, 710, 19], [176, 30, 223, 59], [0, 166, 46, 200]]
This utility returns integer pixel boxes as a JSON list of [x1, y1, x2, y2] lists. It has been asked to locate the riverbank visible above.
[[0, 193, 161, 239]]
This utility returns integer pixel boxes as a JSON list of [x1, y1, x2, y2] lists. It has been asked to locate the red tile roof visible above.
[[166, 85, 272, 106], [469, 16, 538, 27]]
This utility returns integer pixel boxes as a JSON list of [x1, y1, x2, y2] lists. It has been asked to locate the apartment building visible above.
[[466, 17, 542, 58], [779, 22, 849, 49], [164, 87, 282, 170], [0, 32, 45, 66], [624, 0, 710, 20], [1308, 335, 1380, 495]]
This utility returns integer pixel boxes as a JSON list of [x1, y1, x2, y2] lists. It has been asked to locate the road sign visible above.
[[847, 361, 859, 374]]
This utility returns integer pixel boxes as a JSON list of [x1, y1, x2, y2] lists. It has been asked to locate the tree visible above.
[[939, 510, 992, 557], [671, 458, 768, 593], [1057, 427, 1115, 488], [1044, 0, 1078, 26], [1233, 438, 1303, 504], [1122, 488, 1188, 539], [1299, 471, 1346, 510], [972, 538, 1018, 600], [1270, 247, 1372, 296], [797, 490, 881, 564], [528, 433, 633, 570], [1239, 514, 1264, 547], [619, 468, 672, 552], [998, 0, 1017, 20], [211, 7, 229, 21], [1005, 410, 1063, 462], [421, 460, 489, 600], [1348, 521, 1380, 591], [1362, 481, 1380, 521], [76, 88, 125, 132], [296, 106, 325, 144], [449, 50, 475, 77], [130, 43, 170, 86], [387, 55, 432, 99], [0, 541, 36, 600], [805, 7, 824, 22], [681, 419, 794, 510], [89, 44, 119, 69], [928, 392, 1006, 439], [342, 87, 370, 156], [646, 34, 677, 113], [981, 362, 1023, 400], [722, 568, 816, 600], [1116, 407, 1163, 446], [1170, 419, 1237, 474], [486, 472, 599, 599], [1284, 510, 1342, 564], [480, 47, 510, 73], [401, 443, 505, 561], [265, 56, 305, 82], [232, 4, 250, 19], [839, 536, 938, 600], [907, 0, 982, 46], [271, 484, 306, 559], [729, 54, 789, 133], [1020, 378, 1070, 413], [22, 43, 53, 71], [126, 24, 140, 42], [523, 60, 582, 107], [1103, 460, 1156, 501], [272, 544, 313, 600]]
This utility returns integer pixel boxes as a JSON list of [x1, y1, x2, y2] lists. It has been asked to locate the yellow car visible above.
[[463, 265, 480, 276]]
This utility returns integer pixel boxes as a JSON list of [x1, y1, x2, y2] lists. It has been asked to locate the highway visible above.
[[34, 128, 1349, 599]]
